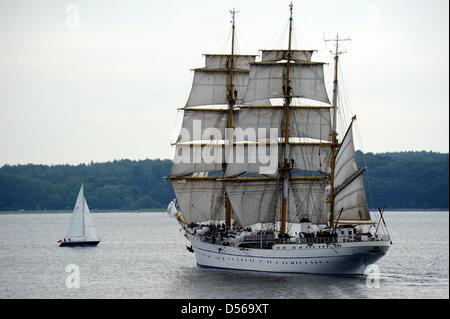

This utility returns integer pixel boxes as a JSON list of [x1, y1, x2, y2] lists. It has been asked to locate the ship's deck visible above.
[[185, 224, 389, 250]]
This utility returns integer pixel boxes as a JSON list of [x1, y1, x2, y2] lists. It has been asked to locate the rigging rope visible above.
[[206, 27, 232, 54], [265, 21, 290, 50], [337, 60, 375, 210]]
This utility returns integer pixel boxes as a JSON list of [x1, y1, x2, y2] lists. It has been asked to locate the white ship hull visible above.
[[187, 233, 390, 275]]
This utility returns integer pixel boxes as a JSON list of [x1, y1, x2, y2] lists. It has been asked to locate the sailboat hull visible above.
[[59, 241, 100, 247], [187, 234, 389, 275]]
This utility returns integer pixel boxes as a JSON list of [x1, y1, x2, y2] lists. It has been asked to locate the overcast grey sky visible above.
[[0, 0, 448, 165]]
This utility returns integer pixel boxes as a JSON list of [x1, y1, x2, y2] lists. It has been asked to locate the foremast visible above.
[[169, 10, 257, 226]]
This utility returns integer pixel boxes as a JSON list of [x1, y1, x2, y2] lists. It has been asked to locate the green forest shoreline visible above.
[[0, 151, 448, 211]]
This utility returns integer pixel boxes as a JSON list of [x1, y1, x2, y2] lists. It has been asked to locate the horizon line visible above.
[[0, 150, 448, 168]]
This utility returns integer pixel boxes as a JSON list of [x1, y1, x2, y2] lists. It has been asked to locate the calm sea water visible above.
[[0, 211, 448, 299]]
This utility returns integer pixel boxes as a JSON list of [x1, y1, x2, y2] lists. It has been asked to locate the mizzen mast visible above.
[[324, 33, 351, 227]]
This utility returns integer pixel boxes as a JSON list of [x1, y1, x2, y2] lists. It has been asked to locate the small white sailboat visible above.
[[59, 184, 100, 247]]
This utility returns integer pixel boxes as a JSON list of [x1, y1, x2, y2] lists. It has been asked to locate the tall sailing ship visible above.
[[167, 3, 391, 275]]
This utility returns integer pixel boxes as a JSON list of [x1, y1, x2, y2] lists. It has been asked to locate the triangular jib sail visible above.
[[66, 184, 98, 241]]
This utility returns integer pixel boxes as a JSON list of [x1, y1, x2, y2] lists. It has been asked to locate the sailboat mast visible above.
[[224, 8, 238, 229], [280, 2, 294, 235], [82, 184, 85, 239]]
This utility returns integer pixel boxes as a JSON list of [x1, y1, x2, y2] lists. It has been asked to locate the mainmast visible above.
[[280, 2, 294, 235], [325, 33, 351, 227], [224, 8, 238, 229]]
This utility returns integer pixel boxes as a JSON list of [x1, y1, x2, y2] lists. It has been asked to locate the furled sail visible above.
[[172, 179, 224, 223], [243, 62, 330, 104], [66, 185, 98, 241], [224, 180, 279, 226], [334, 125, 371, 220]]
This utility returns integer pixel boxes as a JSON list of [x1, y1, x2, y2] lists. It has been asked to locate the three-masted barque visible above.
[[167, 3, 391, 275]]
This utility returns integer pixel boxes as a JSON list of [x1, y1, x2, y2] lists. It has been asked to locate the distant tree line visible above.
[[355, 151, 448, 209], [0, 159, 173, 211], [0, 151, 448, 211]]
